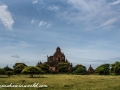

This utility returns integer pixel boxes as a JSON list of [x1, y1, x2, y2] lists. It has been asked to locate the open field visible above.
[[0, 75, 120, 90]]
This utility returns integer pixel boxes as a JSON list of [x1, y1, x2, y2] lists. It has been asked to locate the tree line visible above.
[[0, 61, 120, 77]]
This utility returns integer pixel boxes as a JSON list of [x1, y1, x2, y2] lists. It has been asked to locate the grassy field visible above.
[[0, 74, 120, 90]]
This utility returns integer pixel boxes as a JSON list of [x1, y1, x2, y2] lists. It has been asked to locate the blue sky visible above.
[[0, 0, 120, 69]]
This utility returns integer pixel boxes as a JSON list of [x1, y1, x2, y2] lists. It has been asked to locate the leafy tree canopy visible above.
[[13, 63, 27, 74], [72, 64, 87, 75], [95, 64, 110, 75], [57, 62, 71, 73], [22, 66, 43, 77], [2, 65, 13, 76], [13, 63, 27, 69], [73, 64, 86, 70], [0, 68, 6, 75], [111, 61, 120, 75], [36, 63, 50, 73], [3, 65, 13, 71]]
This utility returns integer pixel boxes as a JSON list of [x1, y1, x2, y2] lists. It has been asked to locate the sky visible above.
[[0, 0, 120, 69]]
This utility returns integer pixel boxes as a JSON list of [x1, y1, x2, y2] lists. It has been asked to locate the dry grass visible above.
[[0, 74, 120, 90]]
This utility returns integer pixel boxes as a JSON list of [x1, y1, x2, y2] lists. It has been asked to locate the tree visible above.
[[0, 68, 6, 75], [13, 63, 27, 74], [72, 64, 87, 75], [6, 71, 14, 77], [57, 62, 71, 73], [73, 67, 86, 75], [22, 66, 43, 78], [4, 65, 13, 71], [13, 63, 27, 68], [36, 63, 50, 73], [3, 65, 13, 76], [95, 64, 110, 75], [111, 61, 120, 75], [0, 67, 13, 76]]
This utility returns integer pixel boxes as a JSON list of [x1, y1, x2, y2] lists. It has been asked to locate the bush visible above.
[[95, 64, 110, 75], [6, 71, 14, 76], [13, 63, 27, 74], [0, 68, 6, 75], [111, 61, 120, 75], [72, 64, 87, 75], [73, 67, 86, 75], [22, 66, 43, 77], [36, 63, 50, 73]]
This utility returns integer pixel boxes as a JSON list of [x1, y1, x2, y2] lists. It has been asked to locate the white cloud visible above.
[[39, 21, 47, 26], [56, 0, 120, 30], [0, 4, 14, 30], [67, 0, 105, 14], [39, 21, 52, 27], [31, 19, 35, 23], [31, 19, 39, 24], [110, 0, 120, 5], [46, 23, 52, 27], [101, 18, 117, 27], [32, 0, 38, 4], [19, 41, 34, 48], [5, 41, 34, 50], [5, 46, 18, 50], [61, 0, 106, 25], [48, 5, 59, 11]]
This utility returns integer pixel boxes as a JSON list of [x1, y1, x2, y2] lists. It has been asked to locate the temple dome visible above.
[[56, 47, 61, 52]]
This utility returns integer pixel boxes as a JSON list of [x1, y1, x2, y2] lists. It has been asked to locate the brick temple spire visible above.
[[88, 64, 94, 74]]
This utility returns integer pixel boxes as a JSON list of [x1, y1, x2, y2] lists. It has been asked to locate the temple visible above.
[[47, 47, 65, 66], [46, 47, 72, 73], [37, 47, 94, 74], [88, 65, 94, 74]]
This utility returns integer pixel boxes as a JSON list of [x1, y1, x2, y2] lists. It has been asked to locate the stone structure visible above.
[[46, 47, 72, 73], [88, 65, 94, 74], [47, 47, 65, 66]]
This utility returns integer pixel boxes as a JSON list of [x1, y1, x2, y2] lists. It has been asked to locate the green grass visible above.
[[0, 75, 120, 90]]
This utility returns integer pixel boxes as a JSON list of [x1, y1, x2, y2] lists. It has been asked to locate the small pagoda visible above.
[[88, 65, 94, 74]]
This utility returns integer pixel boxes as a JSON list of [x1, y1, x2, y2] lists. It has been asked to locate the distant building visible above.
[[47, 47, 65, 66], [88, 65, 94, 74], [46, 47, 72, 73]]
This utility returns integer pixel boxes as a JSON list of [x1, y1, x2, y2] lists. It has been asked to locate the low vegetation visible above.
[[0, 75, 120, 90], [0, 61, 120, 90], [0, 60, 120, 75], [22, 66, 43, 78]]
